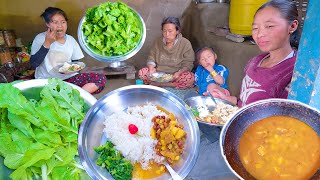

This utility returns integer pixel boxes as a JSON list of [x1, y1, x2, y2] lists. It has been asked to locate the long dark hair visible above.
[[255, 0, 300, 48], [40, 7, 68, 23], [161, 17, 181, 32]]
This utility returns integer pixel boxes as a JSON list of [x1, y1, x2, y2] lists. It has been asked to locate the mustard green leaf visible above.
[[4, 142, 48, 169], [9, 147, 55, 180], [39, 87, 71, 127], [34, 128, 63, 147], [0, 79, 85, 179], [8, 112, 35, 138], [0, 84, 43, 127], [44, 79, 85, 125], [0, 131, 19, 157], [60, 130, 78, 143], [52, 165, 80, 180], [47, 146, 78, 174], [11, 130, 33, 154], [36, 103, 76, 134]]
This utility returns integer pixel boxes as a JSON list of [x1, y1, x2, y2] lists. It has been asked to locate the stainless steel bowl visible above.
[[13, 79, 97, 111], [78, 85, 200, 180], [108, 61, 127, 72], [77, 6, 146, 63], [220, 98, 320, 180], [184, 95, 235, 127], [0, 79, 97, 179]]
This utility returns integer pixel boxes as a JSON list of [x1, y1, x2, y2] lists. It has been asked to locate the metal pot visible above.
[[220, 98, 320, 180]]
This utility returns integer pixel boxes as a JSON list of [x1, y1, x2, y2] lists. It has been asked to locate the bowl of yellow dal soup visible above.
[[220, 98, 320, 180]]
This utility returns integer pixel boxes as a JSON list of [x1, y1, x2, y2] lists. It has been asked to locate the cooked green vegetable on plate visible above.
[[95, 141, 133, 180]]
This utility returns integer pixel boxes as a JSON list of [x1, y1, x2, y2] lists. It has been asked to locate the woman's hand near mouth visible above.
[[43, 27, 56, 48]]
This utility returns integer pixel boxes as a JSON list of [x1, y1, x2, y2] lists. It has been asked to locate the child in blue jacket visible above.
[[194, 47, 229, 96]]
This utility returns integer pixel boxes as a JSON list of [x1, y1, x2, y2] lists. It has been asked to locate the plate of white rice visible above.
[[102, 103, 166, 169], [78, 85, 200, 180]]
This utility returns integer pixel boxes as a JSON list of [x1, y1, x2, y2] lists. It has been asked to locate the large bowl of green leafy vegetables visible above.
[[78, 1, 146, 63], [0, 79, 97, 179]]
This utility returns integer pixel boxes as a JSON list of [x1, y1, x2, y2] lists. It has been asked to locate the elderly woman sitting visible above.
[[138, 16, 195, 89]]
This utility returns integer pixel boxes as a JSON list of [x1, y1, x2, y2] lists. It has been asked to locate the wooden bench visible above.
[[82, 64, 136, 80]]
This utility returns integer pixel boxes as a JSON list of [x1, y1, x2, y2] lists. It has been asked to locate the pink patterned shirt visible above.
[[238, 51, 297, 107]]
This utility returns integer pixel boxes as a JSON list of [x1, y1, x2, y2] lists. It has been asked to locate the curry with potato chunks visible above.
[[152, 114, 186, 164], [239, 116, 320, 180], [130, 106, 186, 179]]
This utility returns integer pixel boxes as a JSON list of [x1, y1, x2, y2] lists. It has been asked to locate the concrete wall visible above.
[[1, 0, 260, 96], [181, 3, 260, 96], [0, 0, 192, 68]]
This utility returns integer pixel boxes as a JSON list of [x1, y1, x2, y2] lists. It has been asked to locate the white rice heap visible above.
[[103, 103, 166, 169]]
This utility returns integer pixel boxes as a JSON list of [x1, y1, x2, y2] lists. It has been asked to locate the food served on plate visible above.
[[94, 104, 186, 179], [95, 141, 133, 180], [190, 101, 239, 124], [82, 1, 142, 56], [0, 79, 88, 179], [149, 72, 173, 83], [58, 62, 85, 73], [239, 116, 320, 180]]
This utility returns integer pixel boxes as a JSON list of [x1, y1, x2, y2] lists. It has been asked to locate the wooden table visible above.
[[82, 64, 136, 80]]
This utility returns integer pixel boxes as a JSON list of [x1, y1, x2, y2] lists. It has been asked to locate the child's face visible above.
[[252, 6, 292, 52], [199, 49, 217, 68]]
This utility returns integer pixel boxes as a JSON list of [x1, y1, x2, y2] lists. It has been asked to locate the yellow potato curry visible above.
[[239, 115, 320, 180]]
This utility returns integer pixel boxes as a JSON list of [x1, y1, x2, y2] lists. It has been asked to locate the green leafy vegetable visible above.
[[190, 107, 200, 117], [82, 1, 141, 56], [0, 78, 86, 180], [95, 141, 133, 180]]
